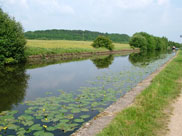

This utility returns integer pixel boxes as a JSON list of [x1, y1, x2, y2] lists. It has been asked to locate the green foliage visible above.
[[129, 34, 147, 50], [24, 29, 130, 43], [0, 8, 26, 65], [92, 36, 114, 51], [129, 32, 178, 51], [168, 40, 182, 48]]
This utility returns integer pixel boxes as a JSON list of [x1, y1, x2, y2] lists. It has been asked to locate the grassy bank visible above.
[[98, 51, 182, 136], [25, 40, 131, 57]]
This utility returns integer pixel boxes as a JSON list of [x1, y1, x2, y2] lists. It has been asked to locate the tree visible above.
[[91, 36, 114, 51], [129, 32, 177, 51], [129, 34, 147, 50], [0, 8, 26, 65]]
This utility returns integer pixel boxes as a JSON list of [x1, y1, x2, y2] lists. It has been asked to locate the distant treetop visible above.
[[24, 29, 130, 43]]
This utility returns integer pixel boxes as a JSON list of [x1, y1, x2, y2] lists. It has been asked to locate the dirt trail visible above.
[[167, 93, 182, 136]]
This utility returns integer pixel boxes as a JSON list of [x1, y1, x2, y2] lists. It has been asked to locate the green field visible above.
[[98, 51, 182, 136], [25, 40, 131, 57]]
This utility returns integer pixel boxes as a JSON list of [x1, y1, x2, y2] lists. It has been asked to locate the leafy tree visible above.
[[92, 36, 114, 51], [168, 41, 181, 48], [129, 34, 147, 50], [0, 8, 26, 65]]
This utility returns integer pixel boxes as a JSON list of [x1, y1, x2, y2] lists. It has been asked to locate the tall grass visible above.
[[25, 40, 131, 57], [98, 51, 182, 136]]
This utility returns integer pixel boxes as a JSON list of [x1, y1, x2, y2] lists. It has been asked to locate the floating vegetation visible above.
[[0, 52, 175, 136]]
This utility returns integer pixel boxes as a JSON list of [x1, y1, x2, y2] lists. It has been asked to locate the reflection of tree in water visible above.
[[92, 55, 114, 69], [129, 50, 169, 67], [0, 65, 29, 112]]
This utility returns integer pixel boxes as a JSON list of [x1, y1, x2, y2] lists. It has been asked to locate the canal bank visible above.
[[72, 51, 180, 136], [27, 49, 139, 64]]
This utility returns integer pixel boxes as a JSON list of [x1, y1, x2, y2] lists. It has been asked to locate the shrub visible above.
[[129, 34, 147, 50], [0, 8, 26, 65], [92, 36, 114, 51]]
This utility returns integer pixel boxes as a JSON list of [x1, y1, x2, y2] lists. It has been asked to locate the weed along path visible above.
[[72, 51, 178, 136], [166, 93, 182, 136]]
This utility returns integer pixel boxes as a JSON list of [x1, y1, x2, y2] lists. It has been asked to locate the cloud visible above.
[[1, 0, 28, 8], [157, 0, 170, 6], [114, 0, 154, 9], [34, 0, 75, 15], [1, 0, 74, 15], [1, 0, 181, 42]]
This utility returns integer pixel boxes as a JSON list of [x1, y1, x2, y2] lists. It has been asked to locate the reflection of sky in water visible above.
[[25, 56, 130, 101]]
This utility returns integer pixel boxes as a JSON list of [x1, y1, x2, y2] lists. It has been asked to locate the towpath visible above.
[[167, 92, 182, 136]]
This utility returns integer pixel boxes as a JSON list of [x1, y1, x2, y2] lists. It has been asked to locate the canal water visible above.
[[0, 51, 175, 136]]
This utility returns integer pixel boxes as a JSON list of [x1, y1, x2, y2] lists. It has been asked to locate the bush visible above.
[[0, 8, 26, 65], [91, 36, 114, 51], [129, 34, 147, 50]]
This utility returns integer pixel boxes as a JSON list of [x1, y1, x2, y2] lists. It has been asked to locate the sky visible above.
[[0, 0, 182, 42]]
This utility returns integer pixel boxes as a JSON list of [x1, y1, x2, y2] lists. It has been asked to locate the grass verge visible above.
[[98, 51, 182, 136], [25, 40, 131, 57]]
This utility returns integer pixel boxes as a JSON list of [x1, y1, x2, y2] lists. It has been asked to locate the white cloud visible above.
[[114, 0, 154, 9], [157, 0, 170, 6], [1, 0, 181, 42], [2, 0, 74, 14]]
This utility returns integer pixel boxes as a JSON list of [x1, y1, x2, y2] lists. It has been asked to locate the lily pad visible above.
[[74, 119, 84, 123], [71, 108, 80, 113], [33, 131, 54, 136], [46, 126, 56, 131], [16, 128, 26, 136], [80, 115, 90, 119], [29, 124, 42, 131], [7, 124, 19, 131], [65, 114, 74, 119], [60, 119, 69, 123]]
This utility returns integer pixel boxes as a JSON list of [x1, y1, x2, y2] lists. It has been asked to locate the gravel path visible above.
[[167, 93, 182, 136]]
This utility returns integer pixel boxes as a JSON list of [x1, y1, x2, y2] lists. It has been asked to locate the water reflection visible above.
[[129, 50, 171, 67], [0, 65, 29, 112], [91, 55, 114, 69], [0, 52, 175, 136]]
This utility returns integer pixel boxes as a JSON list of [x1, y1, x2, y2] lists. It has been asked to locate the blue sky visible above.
[[0, 0, 182, 42]]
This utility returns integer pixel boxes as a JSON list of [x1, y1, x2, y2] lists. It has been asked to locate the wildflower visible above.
[[43, 125, 47, 128], [43, 109, 46, 112], [3, 127, 8, 130]]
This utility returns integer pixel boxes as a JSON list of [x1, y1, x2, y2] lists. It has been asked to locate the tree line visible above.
[[130, 32, 182, 50], [24, 29, 130, 43], [168, 41, 182, 48]]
